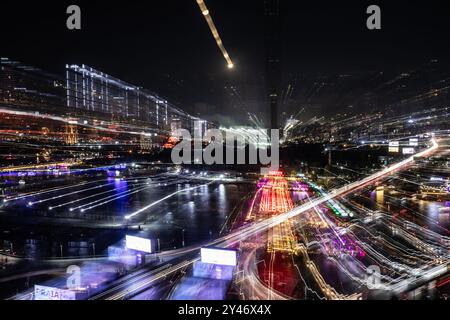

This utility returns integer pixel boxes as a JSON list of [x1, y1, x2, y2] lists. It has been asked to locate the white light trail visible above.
[[209, 139, 440, 248], [75, 184, 155, 213], [51, 183, 145, 210], [69, 178, 181, 212], [0, 108, 166, 137], [125, 182, 214, 220], [28, 182, 115, 206], [3, 179, 104, 203], [196, 0, 234, 69]]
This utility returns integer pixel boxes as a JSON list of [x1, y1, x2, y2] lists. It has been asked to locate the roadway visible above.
[[83, 138, 441, 300]]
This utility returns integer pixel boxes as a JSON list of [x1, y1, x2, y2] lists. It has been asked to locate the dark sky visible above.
[[2, 1, 450, 125]]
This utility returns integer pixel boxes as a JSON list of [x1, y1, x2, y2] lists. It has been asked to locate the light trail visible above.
[[105, 259, 197, 300], [222, 139, 438, 247], [142, 138, 441, 295], [239, 247, 289, 300], [0, 161, 81, 173], [89, 264, 173, 300], [18, 138, 441, 300], [70, 178, 181, 212], [124, 181, 214, 220], [0, 108, 168, 137], [3, 179, 105, 203], [75, 184, 155, 213], [304, 193, 448, 292], [27, 182, 117, 206], [49, 183, 141, 210], [4, 173, 166, 203], [68, 183, 148, 211], [195, 0, 234, 69], [245, 188, 262, 221]]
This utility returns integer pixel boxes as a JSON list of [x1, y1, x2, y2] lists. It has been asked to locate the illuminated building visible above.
[[163, 136, 179, 149], [194, 120, 207, 141], [65, 123, 79, 145], [0, 57, 65, 114], [66, 64, 202, 136], [0, 58, 207, 148], [220, 126, 270, 148], [66, 64, 166, 127], [264, 0, 281, 130], [170, 118, 182, 135], [139, 134, 153, 151]]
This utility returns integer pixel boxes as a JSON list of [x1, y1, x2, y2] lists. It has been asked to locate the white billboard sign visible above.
[[389, 141, 399, 147], [34, 285, 76, 300], [201, 247, 237, 267], [388, 147, 399, 153], [409, 138, 419, 146], [402, 147, 415, 154], [125, 235, 152, 253]]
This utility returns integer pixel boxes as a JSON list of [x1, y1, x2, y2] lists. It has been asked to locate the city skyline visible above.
[[1, 0, 450, 306], [2, 1, 450, 127]]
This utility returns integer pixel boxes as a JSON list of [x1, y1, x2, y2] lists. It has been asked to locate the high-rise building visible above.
[[66, 64, 201, 134], [170, 118, 182, 135], [264, 0, 282, 130], [0, 57, 65, 114], [139, 133, 153, 151], [66, 64, 161, 126], [1, 58, 207, 142], [64, 121, 79, 145]]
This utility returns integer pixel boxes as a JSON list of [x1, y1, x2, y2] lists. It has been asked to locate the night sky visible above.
[[2, 0, 450, 125]]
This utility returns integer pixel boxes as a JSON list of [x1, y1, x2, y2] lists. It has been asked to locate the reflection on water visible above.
[[0, 175, 253, 258], [418, 200, 441, 218], [418, 200, 450, 229]]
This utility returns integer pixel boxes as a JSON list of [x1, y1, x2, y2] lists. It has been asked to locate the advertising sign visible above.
[[200, 247, 237, 267], [409, 138, 419, 146], [34, 285, 76, 300], [388, 147, 399, 153], [125, 235, 152, 253]]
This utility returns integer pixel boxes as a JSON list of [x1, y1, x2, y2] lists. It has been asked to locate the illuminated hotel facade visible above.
[[65, 64, 198, 134], [65, 64, 173, 129]]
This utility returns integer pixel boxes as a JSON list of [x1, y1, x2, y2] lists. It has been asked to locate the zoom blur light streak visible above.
[[196, 0, 234, 69]]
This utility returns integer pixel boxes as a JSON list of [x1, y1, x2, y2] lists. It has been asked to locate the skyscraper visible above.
[[264, 0, 282, 130]]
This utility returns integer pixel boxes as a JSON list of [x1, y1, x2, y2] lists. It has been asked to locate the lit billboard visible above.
[[389, 141, 399, 147], [125, 235, 152, 253], [402, 147, 415, 154], [200, 247, 237, 267], [409, 138, 419, 146], [388, 147, 399, 153], [34, 285, 76, 300]]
